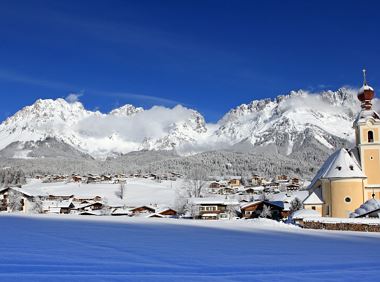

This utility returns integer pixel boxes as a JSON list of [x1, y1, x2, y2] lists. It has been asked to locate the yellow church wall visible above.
[[321, 180, 331, 217], [304, 204, 322, 216], [330, 179, 364, 218], [362, 148, 380, 185], [365, 190, 380, 201]]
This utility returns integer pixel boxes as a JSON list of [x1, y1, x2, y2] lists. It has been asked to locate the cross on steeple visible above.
[[363, 69, 367, 86]]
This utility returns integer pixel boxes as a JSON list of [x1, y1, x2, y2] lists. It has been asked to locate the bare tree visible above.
[[7, 190, 24, 212], [173, 187, 188, 215], [184, 167, 208, 198]]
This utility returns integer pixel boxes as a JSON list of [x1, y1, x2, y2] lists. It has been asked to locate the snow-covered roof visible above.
[[303, 188, 323, 205], [309, 148, 366, 188], [291, 209, 320, 220], [354, 109, 380, 124], [112, 208, 132, 215], [271, 191, 309, 203], [240, 201, 262, 209], [190, 197, 239, 206], [350, 198, 380, 218]]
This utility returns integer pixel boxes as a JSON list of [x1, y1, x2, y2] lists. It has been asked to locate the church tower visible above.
[[354, 70, 380, 200]]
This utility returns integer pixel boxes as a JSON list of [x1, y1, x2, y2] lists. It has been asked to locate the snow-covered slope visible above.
[[0, 87, 373, 159], [214, 88, 363, 155]]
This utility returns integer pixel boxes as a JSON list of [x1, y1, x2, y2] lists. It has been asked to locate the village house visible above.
[[251, 175, 264, 186], [0, 187, 33, 213], [307, 73, 380, 218], [129, 205, 156, 215], [190, 198, 239, 220], [240, 200, 288, 220], [228, 177, 241, 187]]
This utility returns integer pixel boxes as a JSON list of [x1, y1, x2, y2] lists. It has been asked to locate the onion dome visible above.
[[358, 69, 375, 110]]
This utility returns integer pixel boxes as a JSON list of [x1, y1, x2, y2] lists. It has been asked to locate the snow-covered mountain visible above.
[[213, 88, 363, 155], [0, 87, 372, 160]]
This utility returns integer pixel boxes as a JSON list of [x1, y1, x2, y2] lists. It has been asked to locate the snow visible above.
[[291, 209, 320, 219], [0, 88, 376, 158], [21, 178, 179, 207], [1, 214, 380, 281]]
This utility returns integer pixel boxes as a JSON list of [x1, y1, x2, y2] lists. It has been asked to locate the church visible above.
[[305, 71, 380, 218]]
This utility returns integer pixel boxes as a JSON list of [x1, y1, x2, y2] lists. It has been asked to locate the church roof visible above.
[[358, 84, 374, 94], [303, 188, 323, 205], [354, 109, 380, 124], [309, 148, 366, 188]]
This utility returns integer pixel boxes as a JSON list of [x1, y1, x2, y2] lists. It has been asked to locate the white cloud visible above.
[[65, 93, 83, 103], [75, 105, 197, 142]]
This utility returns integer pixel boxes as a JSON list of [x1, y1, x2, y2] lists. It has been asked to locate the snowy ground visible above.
[[1, 214, 380, 281], [22, 178, 179, 207]]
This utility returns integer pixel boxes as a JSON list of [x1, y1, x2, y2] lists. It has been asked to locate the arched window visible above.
[[368, 131, 374, 143]]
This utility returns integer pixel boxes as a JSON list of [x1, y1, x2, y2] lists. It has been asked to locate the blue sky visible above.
[[0, 0, 379, 122]]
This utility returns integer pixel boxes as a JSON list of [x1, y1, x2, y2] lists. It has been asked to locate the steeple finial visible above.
[[363, 69, 367, 86]]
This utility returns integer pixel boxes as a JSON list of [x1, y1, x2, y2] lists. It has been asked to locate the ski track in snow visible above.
[[1, 215, 380, 281]]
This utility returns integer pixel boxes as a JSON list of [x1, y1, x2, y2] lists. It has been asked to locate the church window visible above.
[[344, 197, 351, 203], [336, 166, 342, 171], [349, 165, 354, 170], [370, 156, 374, 160], [368, 131, 374, 143]]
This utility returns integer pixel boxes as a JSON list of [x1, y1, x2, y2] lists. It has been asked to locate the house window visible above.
[[368, 131, 374, 143], [311, 206, 316, 210], [349, 165, 354, 171], [336, 166, 342, 171], [344, 197, 351, 203]]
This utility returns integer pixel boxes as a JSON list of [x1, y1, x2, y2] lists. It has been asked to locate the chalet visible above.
[[276, 175, 288, 182], [240, 200, 288, 220], [130, 205, 156, 215], [75, 202, 104, 212], [244, 186, 264, 195], [71, 175, 82, 182], [190, 198, 239, 220], [157, 208, 177, 217], [217, 187, 236, 195], [251, 175, 264, 186], [240, 201, 263, 219], [291, 177, 300, 185], [228, 177, 241, 187], [0, 187, 33, 213], [111, 208, 132, 216], [286, 184, 300, 192]]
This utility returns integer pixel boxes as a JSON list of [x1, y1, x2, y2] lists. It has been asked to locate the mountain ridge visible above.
[[0, 87, 374, 161]]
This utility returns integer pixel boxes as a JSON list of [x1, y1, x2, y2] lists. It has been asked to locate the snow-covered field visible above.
[[1, 214, 380, 281], [22, 178, 179, 207]]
